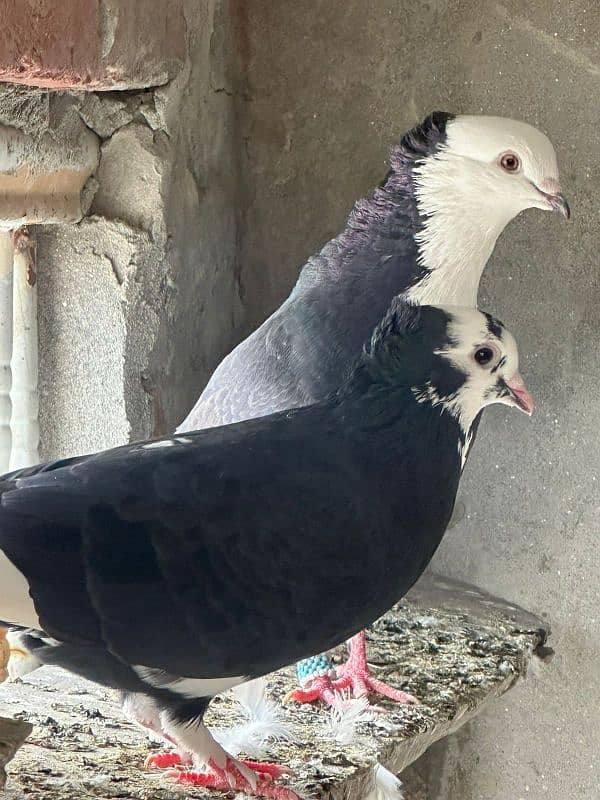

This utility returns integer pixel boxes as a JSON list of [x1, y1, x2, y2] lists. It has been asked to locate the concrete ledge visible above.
[[0, 0, 186, 91], [0, 574, 550, 799], [0, 716, 32, 790]]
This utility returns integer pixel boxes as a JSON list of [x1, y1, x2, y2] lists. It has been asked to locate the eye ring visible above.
[[500, 152, 521, 173], [473, 346, 495, 366]]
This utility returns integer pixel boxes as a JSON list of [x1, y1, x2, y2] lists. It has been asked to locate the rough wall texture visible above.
[[225, 2, 598, 799], [0, 88, 99, 228], [30, 0, 244, 456]]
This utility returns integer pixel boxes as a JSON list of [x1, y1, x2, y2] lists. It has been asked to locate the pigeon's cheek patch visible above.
[[0, 549, 41, 629]]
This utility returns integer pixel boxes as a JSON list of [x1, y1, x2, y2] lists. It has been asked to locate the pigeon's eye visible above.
[[500, 152, 521, 173], [474, 346, 495, 366]]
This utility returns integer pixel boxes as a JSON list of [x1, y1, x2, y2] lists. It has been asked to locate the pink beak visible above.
[[505, 373, 534, 416]]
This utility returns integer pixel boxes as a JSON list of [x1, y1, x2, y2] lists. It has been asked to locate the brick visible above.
[[0, 0, 186, 90]]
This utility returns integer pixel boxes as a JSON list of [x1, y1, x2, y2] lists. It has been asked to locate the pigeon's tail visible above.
[[0, 462, 99, 642]]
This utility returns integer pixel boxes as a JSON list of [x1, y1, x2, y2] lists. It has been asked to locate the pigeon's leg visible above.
[[290, 632, 417, 707], [149, 704, 300, 800], [122, 692, 190, 771], [287, 655, 339, 705], [336, 632, 417, 703], [121, 692, 180, 749]]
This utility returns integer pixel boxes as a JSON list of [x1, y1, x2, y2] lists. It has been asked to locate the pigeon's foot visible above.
[[287, 674, 339, 706], [290, 631, 417, 709], [145, 750, 191, 769], [165, 757, 299, 800], [335, 631, 417, 705], [155, 705, 299, 798]]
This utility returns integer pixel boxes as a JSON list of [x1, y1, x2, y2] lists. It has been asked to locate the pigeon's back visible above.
[[180, 202, 421, 432]]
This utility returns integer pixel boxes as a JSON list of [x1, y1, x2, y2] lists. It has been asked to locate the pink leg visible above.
[[146, 751, 289, 779], [291, 631, 417, 708], [166, 757, 300, 800], [287, 674, 339, 706], [145, 751, 191, 769], [242, 761, 293, 779], [149, 706, 299, 799], [338, 631, 418, 703]]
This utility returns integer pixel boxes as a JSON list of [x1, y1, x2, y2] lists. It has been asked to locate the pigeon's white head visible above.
[[403, 113, 569, 306], [439, 115, 569, 219]]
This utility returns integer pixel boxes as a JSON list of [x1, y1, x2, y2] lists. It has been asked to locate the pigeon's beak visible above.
[[547, 191, 571, 220], [534, 181, 571, 220], [503, 373, 535, 416]]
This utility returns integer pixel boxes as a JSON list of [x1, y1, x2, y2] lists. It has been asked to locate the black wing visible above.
[[0, 412, 395, 679]]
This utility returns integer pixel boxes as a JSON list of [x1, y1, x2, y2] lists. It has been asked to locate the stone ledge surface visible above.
[[0, 1, 186, 90], [0, 574, 550, 799]]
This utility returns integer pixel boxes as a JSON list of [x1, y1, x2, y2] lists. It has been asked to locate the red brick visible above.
[[0, 0, 186, 90]]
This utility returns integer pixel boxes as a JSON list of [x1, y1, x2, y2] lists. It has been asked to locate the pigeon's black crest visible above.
[[366, 299, 454, 363], [367, 297, 423, 347], [390, 111, 455, 172], [337, 112, 454, 259]]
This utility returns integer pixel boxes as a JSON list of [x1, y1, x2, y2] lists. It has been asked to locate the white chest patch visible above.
[[0, 549, 41, 629], [133, 665, 246, 699]]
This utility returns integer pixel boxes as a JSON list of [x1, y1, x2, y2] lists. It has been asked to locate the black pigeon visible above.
[[0, 302, 532, 799]]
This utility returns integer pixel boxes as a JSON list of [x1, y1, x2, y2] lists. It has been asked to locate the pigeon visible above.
[[176, 111, 566, 707], [0, 112, 567, 710], [0, 302, 532, 799]]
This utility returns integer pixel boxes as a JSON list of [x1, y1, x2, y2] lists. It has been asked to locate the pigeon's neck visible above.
[[407, 155, 519, 307], [337, 363, 454, 439], [407, 211, 507, 307], [334, 374, 462, 512], [297, 155, 515, 311]]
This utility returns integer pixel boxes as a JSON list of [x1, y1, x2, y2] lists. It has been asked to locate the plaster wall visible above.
[[19, 0, 245, 457]]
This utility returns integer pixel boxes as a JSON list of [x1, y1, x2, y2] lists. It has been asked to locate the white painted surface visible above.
[[0, 233, 12, 473], [9, 231, 39, 470]]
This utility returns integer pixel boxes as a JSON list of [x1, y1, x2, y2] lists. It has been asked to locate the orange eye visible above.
[[500, 152, 521, 173]]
